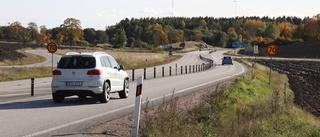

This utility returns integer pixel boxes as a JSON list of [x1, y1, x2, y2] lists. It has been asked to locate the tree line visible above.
[[0, 15, 320, 48]]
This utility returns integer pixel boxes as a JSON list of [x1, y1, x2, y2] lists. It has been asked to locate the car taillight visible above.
[[87, 69, 102, 75], [53, 70, 61, 75]]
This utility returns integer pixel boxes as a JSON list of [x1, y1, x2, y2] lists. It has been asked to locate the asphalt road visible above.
[[0, 49, 248, 137]]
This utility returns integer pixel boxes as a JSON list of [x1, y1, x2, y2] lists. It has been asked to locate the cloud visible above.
[[277, 11, 300, 17], [142, 7, 178, 17], [143, 8, 158, 14]]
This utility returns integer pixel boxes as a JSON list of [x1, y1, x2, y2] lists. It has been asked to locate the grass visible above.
[[140, 60, 320, 137], [0, 49, 180, 82], [0, 67, 52, 81]]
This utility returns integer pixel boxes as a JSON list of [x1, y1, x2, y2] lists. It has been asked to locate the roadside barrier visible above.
[[131, 53, 214, 81]]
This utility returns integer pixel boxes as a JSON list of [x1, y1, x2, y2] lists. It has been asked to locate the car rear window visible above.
[[57, 57, 96, 69]]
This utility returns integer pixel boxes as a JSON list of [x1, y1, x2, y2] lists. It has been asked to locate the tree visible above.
[[37, 25, 52, 44], [55, 34, 64, 44], [60, 18, 84, 44], [167, 29, 183, 43], [243, 19, 266, 40], [8, 21, 24, 40], [264, 23, 280, 40], [111, 28, 127, 48], [214, 31, 228, 47], [83, 28, 96, 44], [95, 30, 108, 44], [27, 22, 39, 41], [154, 29, 169, 46]]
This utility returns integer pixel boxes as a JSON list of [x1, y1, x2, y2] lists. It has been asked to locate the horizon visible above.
[[1, 0, 319, 30]]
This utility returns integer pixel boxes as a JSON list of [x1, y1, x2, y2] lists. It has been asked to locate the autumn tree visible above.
[[56, 34, 64, 44], [304, 19, 320, 40], [37, 25, 52, 44], [243, 19, 266, 40], [154, 29, 169, 46], [8, 21, 24, 40], [60, 18, 84, 44]]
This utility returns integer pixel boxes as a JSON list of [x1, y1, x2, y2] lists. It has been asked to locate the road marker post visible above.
[[31, 78, 34, 96], [132, 76, 143, 137]]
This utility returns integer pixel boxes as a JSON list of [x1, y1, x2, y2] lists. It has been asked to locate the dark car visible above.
[[222, 56, 233, 65]]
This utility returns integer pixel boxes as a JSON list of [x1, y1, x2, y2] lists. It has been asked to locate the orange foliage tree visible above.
[[154, 29, 169, 46]]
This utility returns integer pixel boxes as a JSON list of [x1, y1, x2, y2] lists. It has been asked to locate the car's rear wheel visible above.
[[52, 93, 65, 103], [99, 82, 110, 103], [119, 79, 129, 98]]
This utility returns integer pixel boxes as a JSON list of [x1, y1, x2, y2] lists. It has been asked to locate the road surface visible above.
[[0, 49, 248, 137]]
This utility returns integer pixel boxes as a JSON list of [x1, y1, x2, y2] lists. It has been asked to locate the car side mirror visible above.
[[119, 65, 124, 70]]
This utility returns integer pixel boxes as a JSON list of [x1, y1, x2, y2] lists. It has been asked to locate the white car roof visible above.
[[63, 52, 109, 57]]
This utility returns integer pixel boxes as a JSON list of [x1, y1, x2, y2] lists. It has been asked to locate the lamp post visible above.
[[234, 0, 237, 17]]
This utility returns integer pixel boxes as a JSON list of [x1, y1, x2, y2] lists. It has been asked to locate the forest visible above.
[[1, 15, 320, 48]]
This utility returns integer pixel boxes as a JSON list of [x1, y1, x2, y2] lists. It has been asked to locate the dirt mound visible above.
[[0, 43, 26, 62]]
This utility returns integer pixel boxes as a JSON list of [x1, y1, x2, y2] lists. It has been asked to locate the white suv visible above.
[[51, 52, 129, 103]]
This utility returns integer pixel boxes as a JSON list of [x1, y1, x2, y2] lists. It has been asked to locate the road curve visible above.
[[0, 49, 248, 137]]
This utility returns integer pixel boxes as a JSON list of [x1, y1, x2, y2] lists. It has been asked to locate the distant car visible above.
[[51, 52, 129, 103], [222, 56, 233, 65]]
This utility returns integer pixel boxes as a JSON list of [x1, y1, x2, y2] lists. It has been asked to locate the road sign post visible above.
[[266, 44, 278, 85], [132, 76, 143, 137], [47, 42, 58, 71]]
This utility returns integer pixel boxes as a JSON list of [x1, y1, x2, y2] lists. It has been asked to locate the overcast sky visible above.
[[1, 0, 319, 30]]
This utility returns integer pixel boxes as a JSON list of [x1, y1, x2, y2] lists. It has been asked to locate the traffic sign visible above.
[[47, 42, 58, 53], [266, 44, 278, 56]]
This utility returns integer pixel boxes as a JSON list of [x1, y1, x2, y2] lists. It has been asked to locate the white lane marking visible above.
[[23, 61, 247, 137], [23, 104, 135, 137]]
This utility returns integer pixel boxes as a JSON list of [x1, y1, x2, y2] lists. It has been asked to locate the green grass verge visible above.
[[140, 60, 320, 137], [0, 67, 52, 81]]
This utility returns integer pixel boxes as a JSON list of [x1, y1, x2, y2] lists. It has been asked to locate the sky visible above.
[[1, 0, 320, 30]]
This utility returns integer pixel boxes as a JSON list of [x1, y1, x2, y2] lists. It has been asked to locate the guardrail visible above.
[[131, 53, 214, 81]]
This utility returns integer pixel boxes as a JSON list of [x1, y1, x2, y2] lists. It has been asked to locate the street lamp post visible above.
[[234, 0, 237, 17]]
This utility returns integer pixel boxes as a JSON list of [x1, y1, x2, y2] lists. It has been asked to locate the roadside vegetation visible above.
[[0, 43, 184, 82], [140, 60, 320, 137]]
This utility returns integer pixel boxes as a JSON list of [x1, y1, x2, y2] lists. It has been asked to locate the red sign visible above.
[[47, 42, 58, 53], [266, 44, 278, 56]]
